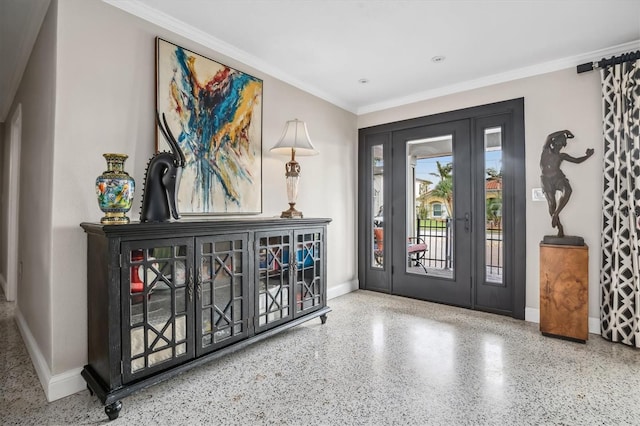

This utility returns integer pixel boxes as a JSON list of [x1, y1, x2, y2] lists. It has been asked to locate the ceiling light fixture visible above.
[[358, 78, 369, 84], [431, 56, 446, 63]]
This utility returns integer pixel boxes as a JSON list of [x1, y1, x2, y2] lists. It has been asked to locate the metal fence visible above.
[[415, 219, 503, 276]]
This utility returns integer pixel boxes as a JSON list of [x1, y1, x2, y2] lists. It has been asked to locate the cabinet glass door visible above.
[[293, 229, 324, 317], [255, 231, 293, 332], [195, 234, 249, 356], [121, 238, 194, 383]]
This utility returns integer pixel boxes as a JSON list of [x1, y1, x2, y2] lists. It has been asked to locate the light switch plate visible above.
[[532, 188, 545, 201]]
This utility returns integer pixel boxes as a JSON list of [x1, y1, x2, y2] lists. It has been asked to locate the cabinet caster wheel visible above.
[[320, 314, 328, 324], [105, 401, 122, 421]]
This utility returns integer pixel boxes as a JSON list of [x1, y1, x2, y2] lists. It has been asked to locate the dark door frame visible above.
[[357, 98, 526, 319]]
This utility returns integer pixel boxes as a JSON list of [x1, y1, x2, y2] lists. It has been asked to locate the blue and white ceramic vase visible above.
[[95, 153, 135, 224]]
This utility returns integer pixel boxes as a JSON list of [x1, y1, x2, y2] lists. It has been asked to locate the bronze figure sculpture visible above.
[[540, 130, 594, 238], [140, 113, 186, 222]]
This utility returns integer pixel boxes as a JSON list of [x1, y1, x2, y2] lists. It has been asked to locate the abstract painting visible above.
[[156, 38, 263, 214]]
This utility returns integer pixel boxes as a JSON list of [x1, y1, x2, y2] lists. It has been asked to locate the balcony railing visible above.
[[416, 218, 503, 280]]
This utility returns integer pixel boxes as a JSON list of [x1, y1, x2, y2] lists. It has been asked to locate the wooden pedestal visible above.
[[539, 243, 588, 342]]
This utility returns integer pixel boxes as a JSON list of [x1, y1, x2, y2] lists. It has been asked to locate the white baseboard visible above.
[[524, 307, 540, 324], [15, 308, 85, 402], [327, 279, 359, 300], [525, 307, 600, 335], [48, 367, 85, 401]]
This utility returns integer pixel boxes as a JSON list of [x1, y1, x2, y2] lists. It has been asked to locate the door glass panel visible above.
[[126, 242, 189, 376], [408, 135, 454, 278], [371, 144, 384, 268], [484, 127, 503, 284], [257, 234, 291, 328]]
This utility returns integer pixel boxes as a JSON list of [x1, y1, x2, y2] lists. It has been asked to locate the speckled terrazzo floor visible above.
[[2, 287, 640, 425]]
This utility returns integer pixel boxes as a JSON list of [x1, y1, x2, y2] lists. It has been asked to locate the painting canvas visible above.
[[156, 38, 263, 214]]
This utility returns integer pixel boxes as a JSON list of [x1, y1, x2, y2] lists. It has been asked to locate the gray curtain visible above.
[[600, 57, 640, 347]]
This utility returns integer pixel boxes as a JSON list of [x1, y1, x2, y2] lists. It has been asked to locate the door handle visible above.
[[455, 212, 471, 232]]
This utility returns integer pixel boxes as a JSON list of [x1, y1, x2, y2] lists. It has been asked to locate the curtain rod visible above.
[[577, 50, 640, 74]]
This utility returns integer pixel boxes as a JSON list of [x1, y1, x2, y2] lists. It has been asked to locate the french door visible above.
[[358, 99, 525, 318], [390, 120, 472, 306]]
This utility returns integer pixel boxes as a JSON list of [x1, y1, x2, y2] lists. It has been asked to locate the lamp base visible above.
[[281, 203, 303, 218]]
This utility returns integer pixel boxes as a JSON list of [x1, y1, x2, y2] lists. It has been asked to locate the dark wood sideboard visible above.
[[80, 218, 331, 420]]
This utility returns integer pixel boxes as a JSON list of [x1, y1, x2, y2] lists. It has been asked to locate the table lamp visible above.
[[270, 119, 318, 218]]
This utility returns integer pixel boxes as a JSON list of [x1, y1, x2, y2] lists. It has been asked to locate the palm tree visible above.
[[429, 161, 453, 216], [486, 167, 502, 179], [486, 197, 502, 229], [416, 180, 432, 219]]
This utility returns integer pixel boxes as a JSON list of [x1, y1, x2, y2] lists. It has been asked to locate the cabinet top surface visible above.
[[81, 217, 332, 236]]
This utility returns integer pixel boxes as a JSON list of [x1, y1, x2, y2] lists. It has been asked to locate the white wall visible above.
[[4, 0, 58, 381], [358, 68, 603, 324], [43, 0, 356, 393]]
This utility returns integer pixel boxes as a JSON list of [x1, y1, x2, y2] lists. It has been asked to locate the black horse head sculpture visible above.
[[140, 113, 186, 222]]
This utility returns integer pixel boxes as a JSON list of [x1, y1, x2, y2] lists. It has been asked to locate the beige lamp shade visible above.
[[270, 119, 318, 156]]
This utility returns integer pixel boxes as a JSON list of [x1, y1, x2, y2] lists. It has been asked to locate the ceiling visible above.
[[2, 0, 639, 121]]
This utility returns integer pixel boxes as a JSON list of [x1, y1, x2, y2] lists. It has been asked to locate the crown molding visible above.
[[102, 0, 357, 113], [357, 40, 640, 115], [99, 1, 640, 117], [0, 0, 51, 122]]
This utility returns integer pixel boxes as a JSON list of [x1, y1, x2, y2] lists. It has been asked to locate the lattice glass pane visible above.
[[174, 260, 186, 285], [147, 282, 171, 325], [234, 299, 242, 320], [175, 315, 186, 343], [234, 278, 242, 300], [131, 357, 145, 373], [202, 242, 212, 254], [148, 348, 172, 367], [203, 308, 212, 334], [214, 328, 231, 341], [234, 252, 242, 273], [234, 239, 243, 250], [151, 247, 171, 259], [130, 326, 144, 357], [176, 288, 185, 314], [203, 282, 212, 307], [201, 257, 212, 281], [202, 334, 212, 347], [215, 241, 231, 252], [234, 324, 243, 335], [130, 297, 143, 327], [175, 245, 187, 257], [259, 293, 266, 316], [176, 343, 186, 357], [258, 248, 267, 270]]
